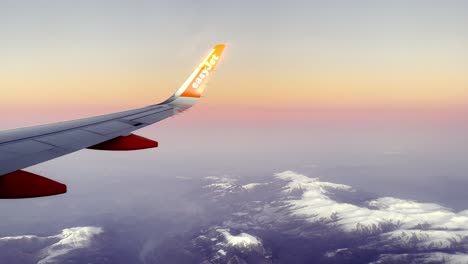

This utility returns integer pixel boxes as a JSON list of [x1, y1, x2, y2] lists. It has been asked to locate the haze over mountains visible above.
[[3, 170, 468, 263]]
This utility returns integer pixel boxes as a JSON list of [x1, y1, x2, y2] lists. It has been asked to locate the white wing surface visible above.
[[0, 44, 226, 198]]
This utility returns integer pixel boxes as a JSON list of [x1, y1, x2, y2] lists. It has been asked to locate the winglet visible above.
[[170, 44, 226, 100]]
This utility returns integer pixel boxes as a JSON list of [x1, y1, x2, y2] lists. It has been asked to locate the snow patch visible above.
[[421, 252, 468, 264], [204, 176, 237, 194], [381, 229, 468, 249], [324, 248, 348, 258], [371, 252, 468, 264], [217, 229, 261, 249], [0, 235, 38, 241], [242, 182, 270, 190], [276, 170, 352, 193]]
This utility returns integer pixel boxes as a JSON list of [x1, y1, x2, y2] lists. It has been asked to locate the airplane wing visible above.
[[0, 44, 226, 198]]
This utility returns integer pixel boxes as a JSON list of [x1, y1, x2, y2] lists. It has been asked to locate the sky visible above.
[[1, 1, 468, 209], [1, 0, 468, 118]]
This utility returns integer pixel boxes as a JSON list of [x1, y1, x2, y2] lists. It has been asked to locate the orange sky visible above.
[[2, 48, 467, 114], [1, 2, 468, 127]]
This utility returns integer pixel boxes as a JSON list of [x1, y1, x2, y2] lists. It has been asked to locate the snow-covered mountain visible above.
[[216, 229, 261, 249], [188, 227, 271, 264], [5, 170, 468, 263], [181, 170, 468, 263], [0, 227, 102, 264], [38, 227, 103, 264]]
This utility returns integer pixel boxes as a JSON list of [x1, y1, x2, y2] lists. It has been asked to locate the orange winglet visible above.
[[88, 134, 158, 151], [0, 170, 67, 198], [179, 44, 226, 98]]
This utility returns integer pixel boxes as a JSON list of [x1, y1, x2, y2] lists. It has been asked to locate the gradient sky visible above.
[[2, 0, 468, 125], [3, 1, 468, 238]]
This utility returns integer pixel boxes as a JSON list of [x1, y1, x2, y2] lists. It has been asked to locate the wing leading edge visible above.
[[0, 44, 226, 198]]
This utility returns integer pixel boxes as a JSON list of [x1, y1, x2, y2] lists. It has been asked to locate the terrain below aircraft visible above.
[[0, 44, 226, 198]]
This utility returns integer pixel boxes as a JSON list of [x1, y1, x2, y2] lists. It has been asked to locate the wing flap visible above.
[[0, 140, 53, 154], [131, 109, 176, 124], [35, 130, 104, 147], [0, 148, 71, 176], [0, 151, 17, 161], [122, 106, 167, 120], [83, 121, 135, 135]]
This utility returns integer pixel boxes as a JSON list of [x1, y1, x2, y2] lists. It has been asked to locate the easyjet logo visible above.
[[192, 53, 219, 89]]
